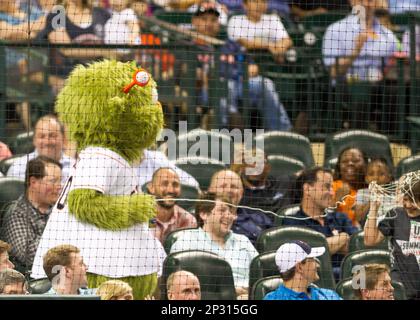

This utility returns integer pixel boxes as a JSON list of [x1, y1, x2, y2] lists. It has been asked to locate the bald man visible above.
[[149, 168, 197, 243], [167, 270, 201, 300], [208, 169, 273, 245]]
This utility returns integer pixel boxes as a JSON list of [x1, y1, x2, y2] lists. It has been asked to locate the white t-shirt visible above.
[[31, 147, 166, 279], [227, 14, 289, 43], [104, 8, 140, 45]]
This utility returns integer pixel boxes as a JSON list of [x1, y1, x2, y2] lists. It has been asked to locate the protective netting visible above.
[[0, 0, 419, 301]]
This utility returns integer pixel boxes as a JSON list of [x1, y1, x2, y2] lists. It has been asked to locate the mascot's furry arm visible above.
[[67, 190, 156, 230]]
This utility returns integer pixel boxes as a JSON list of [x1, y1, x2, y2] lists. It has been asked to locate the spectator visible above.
[[41, 0, 117, 95], [0, 241, 15, 272], [148, 167, 197, 244], [208, 169, 274, 245], [0, 268, 27, 295], [264, 241, 342, 300], [323, 0, 399, 132], [0, 141, 12, 161], [96, 280, 134, 300], [231, 145, 292, 216], [43, 244, 95, 295], [290, 0, 351, 20], [137, 149, 199, 188], [282, 167, 358, 280], [333, 147, 368, 227], [353, 263, 394, 300], [104, 0, 141, 48], [354, 158, 394, 227], [227, 0, 293, 63], [167, 270, 201, 300], [364, 176, 420, 300], [170, 192, 258, 299], [7, 114, 73, 184], [2, 156, 62, 272]]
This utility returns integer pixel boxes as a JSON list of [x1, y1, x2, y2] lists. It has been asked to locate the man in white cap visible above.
[[264, 240, 342, 300]]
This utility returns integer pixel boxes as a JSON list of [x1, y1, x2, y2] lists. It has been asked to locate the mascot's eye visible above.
[[123, 69, 150, 94]]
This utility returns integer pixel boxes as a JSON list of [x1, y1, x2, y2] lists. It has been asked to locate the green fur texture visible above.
[[87, 272, 158, 300], [68, 189, 157, 230], [56, 60, 164, 162]]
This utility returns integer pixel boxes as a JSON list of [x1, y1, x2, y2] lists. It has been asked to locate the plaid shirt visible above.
[[1, 195, 51, 268]]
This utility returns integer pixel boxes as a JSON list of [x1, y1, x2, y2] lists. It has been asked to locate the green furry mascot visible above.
[[31, 60, 165, 299]]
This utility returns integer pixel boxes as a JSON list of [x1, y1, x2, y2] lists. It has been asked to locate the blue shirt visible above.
[[388, 0, 420, 14], [282, 208, 358, 268], [264, 284, 342, 300], [323, 15, 399, 82]]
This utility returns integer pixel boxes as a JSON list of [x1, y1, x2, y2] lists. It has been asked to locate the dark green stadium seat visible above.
[[324, 130, 394, 170], [12, 131, 34, 155], [267, 155, 305, 178], [163, 227, 197, 254], [250, 275, 283, 300], [174, 157, 226, 190], [396, 154, 420, 178], [255, 226, 335, 289], [273, 204, 300, 226], [0, 178, 24, 226], [0, 155, 21, 176], [254, 131, 315, 167], [29, 278, 52, 294], [300, 11, 348, 32], [161, 250, 237, 300], [340, 249, 391, 280], [154, 10, 194, 25], [335, 277, 407, 300], [348, 231, 389, 253], [176, 129, 233, 163]]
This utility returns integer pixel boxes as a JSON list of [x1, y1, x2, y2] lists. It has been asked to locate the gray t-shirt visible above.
[[378, 207, 420, 299]]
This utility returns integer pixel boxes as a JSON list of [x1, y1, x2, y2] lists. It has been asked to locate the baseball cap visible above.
[[275, 240, 325, 273], [194, 1, 220, 17]]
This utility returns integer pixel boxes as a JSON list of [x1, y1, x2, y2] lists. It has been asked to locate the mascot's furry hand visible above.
[[68, 190, 157, 230]]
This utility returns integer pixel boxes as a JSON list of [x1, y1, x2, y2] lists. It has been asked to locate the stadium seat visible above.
[[163, 227, 197, 254], [11, 131, 34, 155], [255, 226, 335, 289], [348, 231, 389, 253], [0, 155, 21, 176], [340, 249, 391, 280], [154, 10, 194, 25], [396, 154, 420, 178], [249, 275, 283, 300], [161, 250, 237, 300], [324, 130, 394, 170], [0, 178, 24, 226], [335, 277, 407, 300], [254, 131, 315, 167], [267, 155, 305, 178], [175, 129, 233, 163], [273, 204, 300, 226], [300, 11, 348, 33], [174, 157, 226, 190], [29, 278, 52, 294]]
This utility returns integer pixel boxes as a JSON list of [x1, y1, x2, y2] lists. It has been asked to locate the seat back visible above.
[[250, 276, 283, 300], [0, 155, 22, 176], [175, 157, 226, 190], [324, 130, 393, 171], [267, 155, 305, 178], [161, 250, 237, 300], [163, 228, 197, 254], [340, 249, 391, 279], [255, 226, 335, 289], [0, 178, 24, 227], [335, 277, 407, 300], [255, 131, 315, 167], [29, 278, 52, 294], [273, 204, 300, 226], [396, 154, 420, 178], [12, 131, 34, 155], [348, 231, 389, 253]]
